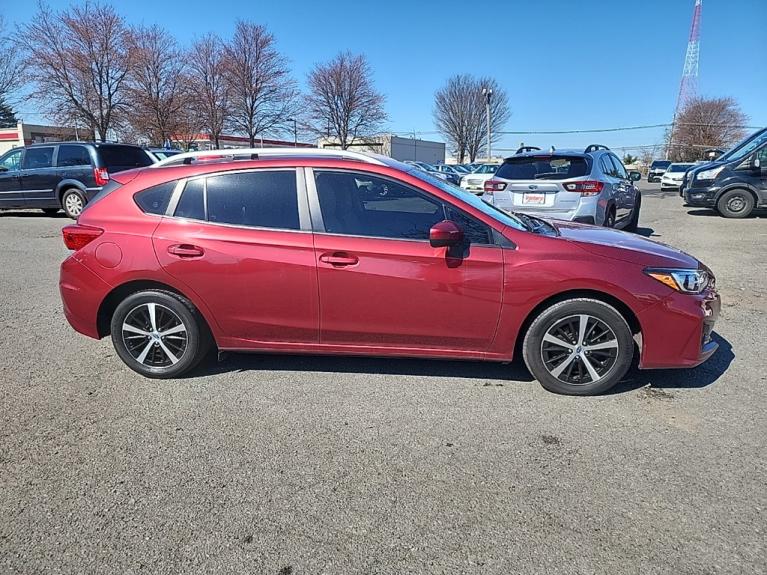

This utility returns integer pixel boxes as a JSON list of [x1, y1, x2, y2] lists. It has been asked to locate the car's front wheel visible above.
[[717, 189, 754, 218], [110, 290, 211, 379], [522, 298, 634, 395]]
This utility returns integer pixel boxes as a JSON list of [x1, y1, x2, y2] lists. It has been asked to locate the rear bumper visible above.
[[638, 288, 721, 369], [60, 256, 113, 339]]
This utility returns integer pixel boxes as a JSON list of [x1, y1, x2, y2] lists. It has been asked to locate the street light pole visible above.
[[287, 118, 297, 147], [482, 88, 493, 162]]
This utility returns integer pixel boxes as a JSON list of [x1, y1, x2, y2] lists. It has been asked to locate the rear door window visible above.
[[600, 155, 617, 177], [204, 170, 299, 230], [495, 156, 589, 180], [610, 155, 628, 179], [97, 146, 153, 171], [174, 178, 205, 220], [57, 144, 92, 167], [22, 147, 55, 169]]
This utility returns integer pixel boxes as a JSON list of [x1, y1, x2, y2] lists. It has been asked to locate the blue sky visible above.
[[6, 0, 766, 154]]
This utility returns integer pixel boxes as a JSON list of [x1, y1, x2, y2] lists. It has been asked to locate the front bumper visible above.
[[638, 288, 721, 369], [684, 185, 718, 207]]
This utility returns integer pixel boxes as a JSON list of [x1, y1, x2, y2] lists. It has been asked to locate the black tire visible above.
[[110, 290, 211, 379], [625, 193, 641, 232], [716, 188, 755, 219], [522, 298, 634, 396], [603, 205, 616, 227], [61, 188, 86, 219], [41, 208, 60, 216]]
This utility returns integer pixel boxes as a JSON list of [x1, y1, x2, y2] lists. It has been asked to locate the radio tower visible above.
[[668, 0, 702, 158]]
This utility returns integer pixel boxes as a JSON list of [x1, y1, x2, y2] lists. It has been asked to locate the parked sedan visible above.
[[59, 148, 720, 396], [660, 163, 694, 190], [460, 164, 498, 194]]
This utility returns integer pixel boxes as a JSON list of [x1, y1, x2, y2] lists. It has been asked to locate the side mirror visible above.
[[429, 220, 464, 248], [752, 154, 761, 170], [629, 171, 641, 181]]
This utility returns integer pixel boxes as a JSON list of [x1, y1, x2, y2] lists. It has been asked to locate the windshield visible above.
[[407, 168, 528, 232], [495, 155, 589, 180], [718, 128, 767, 163]]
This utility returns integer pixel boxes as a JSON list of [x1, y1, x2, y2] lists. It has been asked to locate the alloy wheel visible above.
[[540, 314, 619, 385], [64, 193, 84, 217], [121, 303, 188, 368]]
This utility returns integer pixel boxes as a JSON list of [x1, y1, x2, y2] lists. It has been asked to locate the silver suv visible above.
[[482, 145, 642, 230]]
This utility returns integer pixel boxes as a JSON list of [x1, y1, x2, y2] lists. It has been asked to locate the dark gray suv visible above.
[[0, 142, 154, 218]]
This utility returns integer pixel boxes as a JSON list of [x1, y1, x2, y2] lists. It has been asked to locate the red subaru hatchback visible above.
[[59, 149, 720, 395]]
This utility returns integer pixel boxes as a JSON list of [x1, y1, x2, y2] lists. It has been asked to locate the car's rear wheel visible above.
[[603, 206, 616, 227], [110, 290, 211, 379], [717, 189, 754, 218], [522, 298, 634, 395], [62, 188, 86, 219]]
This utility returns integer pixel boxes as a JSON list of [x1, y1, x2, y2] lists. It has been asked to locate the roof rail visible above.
[[515, 146, 541, 155], [584, 144, 610, 153], [151, 147, 388, 167]]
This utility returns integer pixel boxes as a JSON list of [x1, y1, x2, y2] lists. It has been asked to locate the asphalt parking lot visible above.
[[1, 181, 765, 574]]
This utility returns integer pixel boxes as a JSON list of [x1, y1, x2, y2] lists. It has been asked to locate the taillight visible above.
[[93, 167, 110, 186], [483, 180, 507, 193], [563, 180, 604, 196], [62, 224, 103, 251]]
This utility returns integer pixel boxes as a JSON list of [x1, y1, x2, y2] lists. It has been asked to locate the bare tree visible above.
[[223, 21, 297, 147], [186, 34, 229, 149], [305, 51, 387, 150], [0, 16, 25, 116], [125, 24, 186, 146], [434, 74, 510, 163], [669, 97, 748, 161], [18, 2, 130, 141]]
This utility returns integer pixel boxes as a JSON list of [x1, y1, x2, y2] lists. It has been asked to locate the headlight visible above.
[[695, 166, 724, 181], [644, 267, 711, 294]]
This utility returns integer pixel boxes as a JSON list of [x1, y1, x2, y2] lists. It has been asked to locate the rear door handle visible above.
[[167, 244, 205, 258], [319, 252, 359, 267]]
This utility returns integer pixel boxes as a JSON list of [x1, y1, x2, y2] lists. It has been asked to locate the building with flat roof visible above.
[[180, 133, 314, 151], [318, 134, 445, 164], [0, 122, 92, 155]]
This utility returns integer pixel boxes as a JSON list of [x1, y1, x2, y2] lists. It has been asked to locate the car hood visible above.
[[551, 220, 699, 268]]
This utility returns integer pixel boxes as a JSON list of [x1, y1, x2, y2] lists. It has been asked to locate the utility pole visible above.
[[287, 118, 297, 147], [482, 87, 493, 162]]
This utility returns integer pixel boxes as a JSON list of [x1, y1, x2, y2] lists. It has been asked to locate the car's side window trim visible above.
[[306, 167, 499, 247], [166, 167, 310, 233]]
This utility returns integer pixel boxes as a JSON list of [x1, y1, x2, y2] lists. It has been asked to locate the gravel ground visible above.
[[1, 182, 765, 575]]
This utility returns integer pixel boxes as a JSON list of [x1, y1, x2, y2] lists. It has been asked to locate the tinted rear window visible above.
[[668, 164, 693, 172], [98, 146, 153, 170], [495, 156, 589, 180], [206, 170, 299, 230], [651, 161, 671, 168]]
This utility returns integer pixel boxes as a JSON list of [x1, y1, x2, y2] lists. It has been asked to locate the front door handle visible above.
[[167, 244, 204, 258], [319, 252, 359, 267]]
